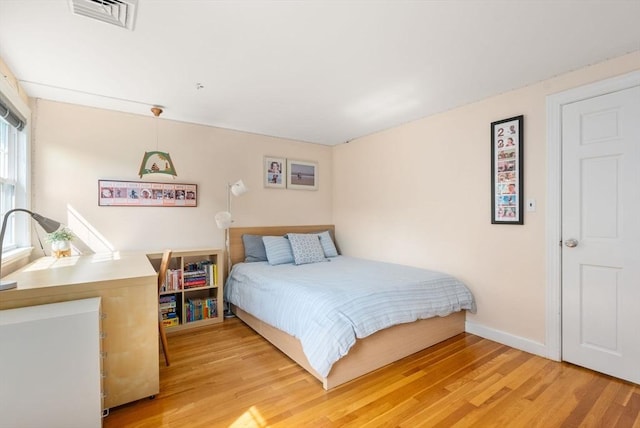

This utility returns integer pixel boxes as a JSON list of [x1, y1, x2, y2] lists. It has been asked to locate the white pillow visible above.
[[287, 233, 327, 265], [262, 236, 294, 265]]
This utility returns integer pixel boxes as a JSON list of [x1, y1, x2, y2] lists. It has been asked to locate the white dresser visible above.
[[0, 298, 103, 428]]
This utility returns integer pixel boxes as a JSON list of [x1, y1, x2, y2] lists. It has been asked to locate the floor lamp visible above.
[[0, 208, 62, 291], [215, 180, 247, 317], [215, 179, 248, 271]]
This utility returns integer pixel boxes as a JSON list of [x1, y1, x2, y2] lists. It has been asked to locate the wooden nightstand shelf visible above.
[[147, 248, 224, 333]]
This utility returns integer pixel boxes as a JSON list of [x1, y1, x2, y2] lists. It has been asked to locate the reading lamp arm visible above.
[[0, 209, 62, 279]]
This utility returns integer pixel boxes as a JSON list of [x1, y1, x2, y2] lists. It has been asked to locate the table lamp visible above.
[[0, 208, 62, 290]]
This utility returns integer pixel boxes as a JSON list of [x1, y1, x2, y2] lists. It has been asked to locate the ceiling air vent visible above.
[[68, 0, 138, 30]]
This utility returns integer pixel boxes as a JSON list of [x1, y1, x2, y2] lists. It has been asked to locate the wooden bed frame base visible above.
[[228, 225, 466, 390], [232, 304, 464, 390]]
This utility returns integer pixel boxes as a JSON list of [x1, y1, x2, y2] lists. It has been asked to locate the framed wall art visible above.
[[264, 156, 286, 189], [287, 159, 318, 190], [98, 179, 197, 207], [491, 115, 523, 224]]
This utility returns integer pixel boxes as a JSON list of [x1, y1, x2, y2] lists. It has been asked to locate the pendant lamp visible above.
[[138, 107, 178, 178]]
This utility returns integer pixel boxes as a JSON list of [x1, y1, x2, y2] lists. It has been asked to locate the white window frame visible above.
[[0, 76, 31, 267]]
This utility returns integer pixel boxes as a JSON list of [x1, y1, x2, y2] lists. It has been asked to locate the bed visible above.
[[225, 225, 475, 390]]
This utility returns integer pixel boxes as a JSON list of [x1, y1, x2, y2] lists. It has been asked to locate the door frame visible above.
[[545, 70, 640, 361]]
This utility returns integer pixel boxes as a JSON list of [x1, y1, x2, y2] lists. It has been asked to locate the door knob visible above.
[[564, 239, 579, 248]]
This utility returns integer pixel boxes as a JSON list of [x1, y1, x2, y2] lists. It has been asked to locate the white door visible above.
[[561, 85, 640, 384]]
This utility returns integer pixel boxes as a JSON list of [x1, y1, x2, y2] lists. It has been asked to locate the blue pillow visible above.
[[316, 230, 338, 258], [262, 236, 294, 265], [242, 234, 268, 262], [287, 233, 327, 265]]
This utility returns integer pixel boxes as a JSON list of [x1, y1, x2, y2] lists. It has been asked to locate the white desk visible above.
[[0, 252, 158, 410]]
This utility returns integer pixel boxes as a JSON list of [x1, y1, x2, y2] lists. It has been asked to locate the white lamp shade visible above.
[[215, 211, 232, 229], [230, 180, 248, 197]]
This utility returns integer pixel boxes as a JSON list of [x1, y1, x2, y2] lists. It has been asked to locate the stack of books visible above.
[[185, 297, 217, 322], [159, 294, 179, 327], [183, 261, 216, 289], [162, 268, 182, 292]]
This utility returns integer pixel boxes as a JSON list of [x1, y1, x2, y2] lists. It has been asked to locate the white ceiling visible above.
[[0, 1, 639, 146]]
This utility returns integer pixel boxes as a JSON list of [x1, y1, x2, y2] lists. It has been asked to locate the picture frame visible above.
[[98, 179, 197, 207], [287, 159, 318, 190], [264, 156, 286, 189], [491, 115, 523, 224]]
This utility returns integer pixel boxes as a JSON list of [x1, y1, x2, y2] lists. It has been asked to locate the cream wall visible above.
[[332, 52, 640, 347], [25, 51, 640, 351], [31, 100, 332, 254]]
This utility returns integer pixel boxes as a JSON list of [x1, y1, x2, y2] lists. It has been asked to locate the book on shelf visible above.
[[185, 297, 218, 322], [159, 298, 176, 307], [159, 302, 176, 311], [184, 260, 217, 287], [159, 294, 176, 304], [162, 269, 182, 292], [183, 270, 206, 278], [161, 311, 177, 320], [162, 318, 179, 327], [183, 280, 207, 289], [159, 294, 178, 321], [209, 263, 217, 286], [161, 312, 175, 319]]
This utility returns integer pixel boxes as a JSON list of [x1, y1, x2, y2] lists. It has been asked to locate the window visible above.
[[0, 115, 28, 254]]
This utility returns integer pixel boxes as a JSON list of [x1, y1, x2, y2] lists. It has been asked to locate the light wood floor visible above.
[[104, 317, 640, 427]]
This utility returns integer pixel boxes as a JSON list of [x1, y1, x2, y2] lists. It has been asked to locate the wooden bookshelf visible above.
[[147, 249, 224, 333]]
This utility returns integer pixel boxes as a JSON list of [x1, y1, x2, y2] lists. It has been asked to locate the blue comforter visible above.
[[224, 256, 476, 377]]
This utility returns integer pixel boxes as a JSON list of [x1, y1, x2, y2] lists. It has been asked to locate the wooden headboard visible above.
[[228, 225, 336, 267]]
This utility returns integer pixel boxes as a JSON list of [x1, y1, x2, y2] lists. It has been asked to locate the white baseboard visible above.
[[465, 320, 552, 360]]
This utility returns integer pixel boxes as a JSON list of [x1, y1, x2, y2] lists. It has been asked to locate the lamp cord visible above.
[[155, 115, 159, 151]]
